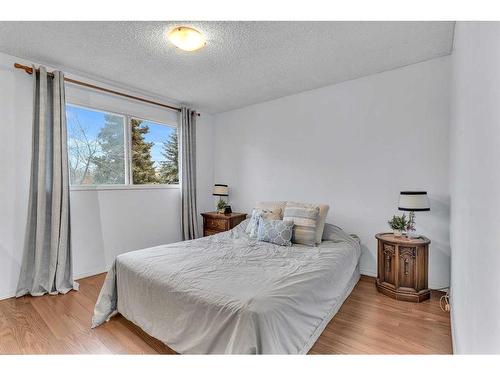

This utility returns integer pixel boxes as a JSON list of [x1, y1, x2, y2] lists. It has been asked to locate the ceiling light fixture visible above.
[[167, 26, 206, 52]]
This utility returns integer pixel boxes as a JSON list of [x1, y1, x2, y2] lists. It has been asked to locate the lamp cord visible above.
[[439, 293, 450, 312], [429, 286, 450, 312]]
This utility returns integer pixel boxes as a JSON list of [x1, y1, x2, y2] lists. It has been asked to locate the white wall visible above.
[[0, 53, 32, 300], [449, 22, 500, 354], [213, 57, 451, 289], [0, 51, 214, 299]]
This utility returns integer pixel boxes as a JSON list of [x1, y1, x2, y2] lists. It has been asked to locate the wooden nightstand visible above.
[[376, 233, 431, 302], [201, 212, 247, 237]]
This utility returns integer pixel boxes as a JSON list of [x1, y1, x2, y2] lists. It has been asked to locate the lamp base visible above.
[[405, 211, 418, 238], [406, 230, 419, 239]]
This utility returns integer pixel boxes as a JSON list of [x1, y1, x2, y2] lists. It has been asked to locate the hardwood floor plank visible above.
[[0, 275, 452, 354], [0, 297, 59, 354], [0, 306, 22, 353]]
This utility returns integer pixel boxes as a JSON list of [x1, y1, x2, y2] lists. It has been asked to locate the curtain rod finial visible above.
[[14, 63, 34, 74]]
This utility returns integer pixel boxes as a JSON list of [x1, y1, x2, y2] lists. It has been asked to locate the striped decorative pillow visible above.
[[283, 204, 320, 246]]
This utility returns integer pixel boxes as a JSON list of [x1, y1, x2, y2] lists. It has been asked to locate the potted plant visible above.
[[216, 197, 227, 214], [388, 214, 408, 237]]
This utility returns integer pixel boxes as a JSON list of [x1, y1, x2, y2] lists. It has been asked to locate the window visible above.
[[66, 104, 178, 187], [66, 105, 126, 185], [131, 118, 179, 185]]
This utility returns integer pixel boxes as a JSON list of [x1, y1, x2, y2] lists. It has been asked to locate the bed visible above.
[[92, 219, 361, 354]]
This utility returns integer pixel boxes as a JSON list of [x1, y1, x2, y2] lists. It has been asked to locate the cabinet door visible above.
[[398, 246, 417, 291], [381, 243, 396, 287]]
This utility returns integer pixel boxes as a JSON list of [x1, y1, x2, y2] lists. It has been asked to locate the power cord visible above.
[[439, 292, 450, 312], [432, 286, 451, 312]]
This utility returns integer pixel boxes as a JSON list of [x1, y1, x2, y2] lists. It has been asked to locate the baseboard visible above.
[[450, 291, 457, 354], [74, 265, 110, 281], [0, 265, 111, 301], [0, 289, 16, 301], [360, 268, 377, 278], [360, 274, 376, 282]]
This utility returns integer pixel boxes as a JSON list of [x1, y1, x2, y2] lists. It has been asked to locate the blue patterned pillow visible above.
[[257, 218, 294, 246]]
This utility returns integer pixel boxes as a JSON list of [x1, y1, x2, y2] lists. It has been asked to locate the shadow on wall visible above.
[[425, 194, 451, 254], [360, 243, 376, 276], [428, 194, 451, 228], [422, 194, 451, 289]]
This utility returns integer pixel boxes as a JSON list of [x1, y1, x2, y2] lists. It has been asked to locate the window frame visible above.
[[66, 102, 180, 191]]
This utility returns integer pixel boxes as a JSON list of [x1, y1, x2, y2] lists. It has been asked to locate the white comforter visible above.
[[92, 221, 361, 354]]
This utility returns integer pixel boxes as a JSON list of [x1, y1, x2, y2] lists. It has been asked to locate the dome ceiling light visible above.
[[167, 26, 206, 52]]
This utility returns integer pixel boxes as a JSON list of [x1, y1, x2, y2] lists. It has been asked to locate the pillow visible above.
[[314, 204, 329, 243], [283, 203, 320, 246], [245, 208, 281, 238], [255, 201, 286, 219], [286, 202, 330, 244], [257, 218, 293, 247]]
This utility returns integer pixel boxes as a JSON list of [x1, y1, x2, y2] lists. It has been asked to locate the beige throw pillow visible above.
[[255, 201, 286, 219], [284, 202, 330, 245], [283, 203, 319, 246]]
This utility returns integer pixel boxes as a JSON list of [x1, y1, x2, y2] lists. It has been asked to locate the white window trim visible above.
[[70, 184, 180, 192], [67, 102, 180, 191]]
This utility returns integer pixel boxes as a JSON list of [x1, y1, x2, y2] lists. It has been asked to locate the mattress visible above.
[[92, 220, 361, 354]]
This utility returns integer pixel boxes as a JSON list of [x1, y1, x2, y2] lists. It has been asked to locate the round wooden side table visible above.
[[375, 233, 431, 302]]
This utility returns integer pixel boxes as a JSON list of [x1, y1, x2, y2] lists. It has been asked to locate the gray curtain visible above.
[[16, 66, 78, 297], [179, 107, 199, 240]]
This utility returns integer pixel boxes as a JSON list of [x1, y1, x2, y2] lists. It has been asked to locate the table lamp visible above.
[[398, 191, 430, 238], [213, 184, 229, 213]]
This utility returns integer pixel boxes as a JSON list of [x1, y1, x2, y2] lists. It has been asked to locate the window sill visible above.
[[70, 184, 180, 192]]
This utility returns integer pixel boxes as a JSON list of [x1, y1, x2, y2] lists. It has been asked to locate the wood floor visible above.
[[0, 274, 452, 354]]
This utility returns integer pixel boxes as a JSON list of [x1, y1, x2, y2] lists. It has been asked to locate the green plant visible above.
[[217, 197, 227, 211], [158, 131, 179, 184], [388, 214, 408, 231], [131, 119, 159, 184]]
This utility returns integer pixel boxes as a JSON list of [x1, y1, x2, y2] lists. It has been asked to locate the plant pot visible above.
[[393, 229, 402, 237]]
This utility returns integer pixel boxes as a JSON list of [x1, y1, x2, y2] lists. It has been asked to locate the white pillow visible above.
[[245, 208, 282, 238]]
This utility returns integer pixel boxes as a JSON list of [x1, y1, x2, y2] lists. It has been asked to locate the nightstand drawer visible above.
[[203, 229, 221, 237], [205, 218, 228, 231], [201, 212, 247, 237]]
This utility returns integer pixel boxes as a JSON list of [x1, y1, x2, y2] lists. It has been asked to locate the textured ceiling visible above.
[[0, 21, 454, 113]]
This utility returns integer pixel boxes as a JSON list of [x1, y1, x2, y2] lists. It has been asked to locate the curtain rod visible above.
[[14, 63, 200, 117]]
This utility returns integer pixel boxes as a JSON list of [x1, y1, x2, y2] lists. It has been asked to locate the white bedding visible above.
[[92, 220, 361, 354]]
